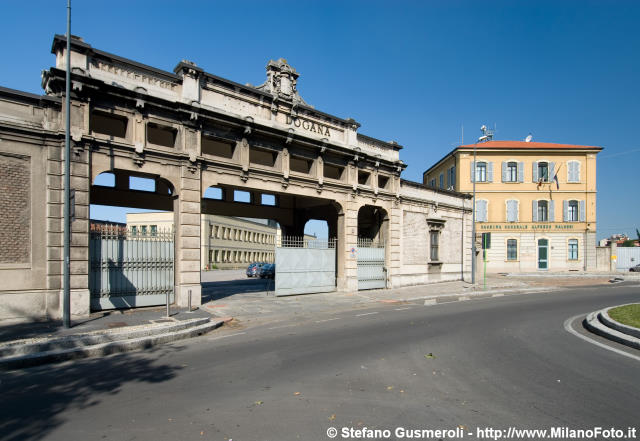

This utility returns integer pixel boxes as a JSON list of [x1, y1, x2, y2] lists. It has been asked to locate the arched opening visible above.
[[357, 205, 389, 243], [356, 205, 389, 290], [89, 170, 175, 310], [199, 184, 340, 301]]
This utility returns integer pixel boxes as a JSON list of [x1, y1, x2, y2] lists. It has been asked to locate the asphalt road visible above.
[[2, 284, 639, 441]]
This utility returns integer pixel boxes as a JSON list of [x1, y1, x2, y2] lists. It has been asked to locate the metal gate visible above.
[[357, 238, 386, 290], [275, 237, 336, 296], [89, 227, 174, 310], [616, 247, 640, 271]]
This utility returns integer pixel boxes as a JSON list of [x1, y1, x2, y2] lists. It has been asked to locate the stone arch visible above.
[[357, 204, 389, 243]]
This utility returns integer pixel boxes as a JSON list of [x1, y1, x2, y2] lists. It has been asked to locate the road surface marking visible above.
[[424, 299, 437, 306], [356, 312, 379, 317], [206, 332, 246, 341], [268, 324, 297, 330], [492, 293, 505, 297], [564, 314, 640, 363], [315, 318, 341, 323], [394, 307, 412, 311]]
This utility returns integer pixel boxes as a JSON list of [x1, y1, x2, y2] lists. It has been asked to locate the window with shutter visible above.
[[506, 200, 518, 222], [579, 200, 586, 222], [567, 200, 578, 221], [537, 162, 549, 182], [487, 162, 493, 182], [476, 200, 487, 222], [532, 200, 538, 222], [568, 161, 580, 183], [475, 162, 487, 182], [518, 162, 524, 182], [537, 200, 548, 222]]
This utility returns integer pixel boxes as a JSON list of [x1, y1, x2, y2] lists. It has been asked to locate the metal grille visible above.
[[277, 236, 336, 248], [357, 238, 386, 290], [89, 227, 174, 310], [275, 236, 336, 296]]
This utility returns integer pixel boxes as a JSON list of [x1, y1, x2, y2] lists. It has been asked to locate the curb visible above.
[[0, 318, 224, 371], [584, 308, 640, 351], [0, 317, 212, 357], [599, 305, 640, 339]]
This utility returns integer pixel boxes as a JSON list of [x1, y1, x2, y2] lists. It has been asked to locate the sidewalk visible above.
[[202, 272, 625, 326], [1, 271, 634, 369]]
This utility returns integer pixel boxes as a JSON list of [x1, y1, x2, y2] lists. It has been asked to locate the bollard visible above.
[[166, 290, 170, 317], [188, 289, 192, 313]]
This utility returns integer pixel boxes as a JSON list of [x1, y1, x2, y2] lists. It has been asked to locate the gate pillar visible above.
[[337, 201, 358, 291], [174, 165, 202, 308]]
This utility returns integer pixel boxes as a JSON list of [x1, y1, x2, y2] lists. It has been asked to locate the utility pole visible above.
[[471, 140, 477, 284], [63, 0, 72, 328]]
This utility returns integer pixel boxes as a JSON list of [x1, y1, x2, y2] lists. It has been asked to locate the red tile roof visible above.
[[458, 140, 601, 150]]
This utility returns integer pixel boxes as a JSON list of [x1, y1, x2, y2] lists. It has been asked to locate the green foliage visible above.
[[620, 240, 636, 247], [608, 304, 640, 329]]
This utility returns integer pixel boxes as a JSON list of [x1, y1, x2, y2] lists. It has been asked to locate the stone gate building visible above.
[[0, 35, 472, 321]]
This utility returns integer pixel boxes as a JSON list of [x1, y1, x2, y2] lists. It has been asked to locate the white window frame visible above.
[[568, 238, 579, 261], [506, 238, 518, 261], [476, 162, 487, 182]]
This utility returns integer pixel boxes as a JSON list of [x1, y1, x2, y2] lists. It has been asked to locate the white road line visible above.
[[267, 324, 297, 330], [206, 332, 246, 341], [492, 293, 505, 297], [355, 312, 379, 317], [315, 318, 341, 323], [563, 314, 640, 363], [394, 307, 412, 311], [424, 299, 437, 306]]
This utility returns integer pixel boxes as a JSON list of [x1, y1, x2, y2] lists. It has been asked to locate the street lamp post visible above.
[[63, 0, 72, 328], [471, 141, 477, 285]]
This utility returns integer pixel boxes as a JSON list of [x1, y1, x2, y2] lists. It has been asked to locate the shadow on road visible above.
[[0, 346, 184, 441], [201, 278, 275, 302]]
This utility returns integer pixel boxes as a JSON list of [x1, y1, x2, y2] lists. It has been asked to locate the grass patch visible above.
[[608, 304, 640, 329]]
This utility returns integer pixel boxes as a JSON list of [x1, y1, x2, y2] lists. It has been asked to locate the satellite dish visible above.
[[525, 133, 533, 142]]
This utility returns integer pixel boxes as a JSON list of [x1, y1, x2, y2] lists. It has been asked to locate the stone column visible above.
[[174, 165, 202, 307], [387, 205, 402, 288], [68, 143, 91, 317], [337, 200, 358, 291]]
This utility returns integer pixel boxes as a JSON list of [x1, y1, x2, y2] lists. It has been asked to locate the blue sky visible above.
[[2, 1, 639, 240]]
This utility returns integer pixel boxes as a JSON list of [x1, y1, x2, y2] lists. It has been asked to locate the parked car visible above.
[[258, 263, 275, 279], [630, 264, 640, 272], [246, 262, 266, 277]]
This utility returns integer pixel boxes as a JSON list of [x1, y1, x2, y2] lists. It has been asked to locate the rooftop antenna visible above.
[[525, 133, 533, 142], [477, 124, 494, 143]]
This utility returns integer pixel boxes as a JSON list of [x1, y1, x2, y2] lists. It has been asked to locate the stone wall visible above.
[[0, 153, 30, 264]]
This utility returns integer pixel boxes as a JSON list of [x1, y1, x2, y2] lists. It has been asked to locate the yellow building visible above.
[[423, 140, 602, 272]]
